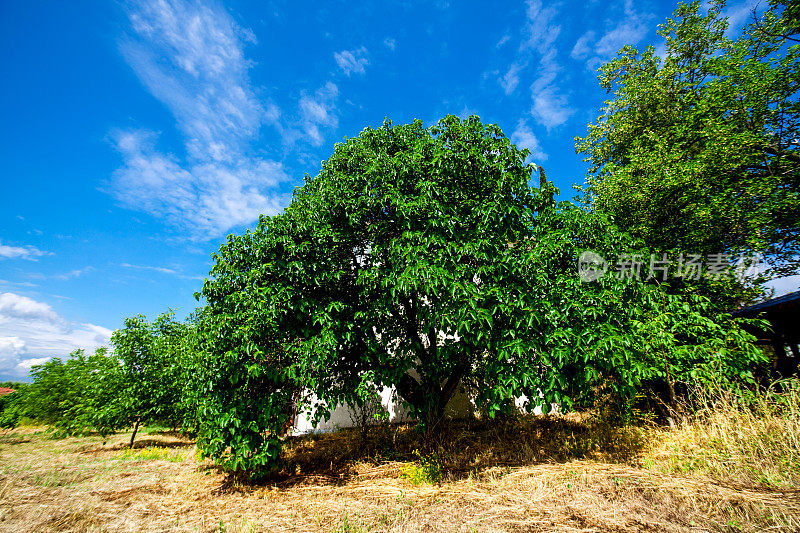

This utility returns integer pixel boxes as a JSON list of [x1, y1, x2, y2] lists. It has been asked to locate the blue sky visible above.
[[1, 0, 790, 381]]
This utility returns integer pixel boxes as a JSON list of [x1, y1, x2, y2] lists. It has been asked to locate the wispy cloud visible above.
[[498, 0, 574, 130], [121, 262, 177, 275], [571, 0, 654, 69], [299, 82, 340, 146], [570, 31, 596, 60], [500, 62, 524, 95], [120, 262, 205, 281], [110, 0, 289, 238], [525, 2, 575, 130], [383, 37, 396, 51], [520, 0, 561, 55], [0, 279, 38, 288], [0, 292, 112, 380], [530, 55, 574, 130], [334, 46, 369, 76], [0, 240, 51, 261], [722, 1, 759, 32], [510, 118, 547, 163], [53, 267, 94, 281]]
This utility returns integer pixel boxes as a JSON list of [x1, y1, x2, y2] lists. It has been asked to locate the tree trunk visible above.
[[129, 418, 140, 449], [397, 370, 464, 431]]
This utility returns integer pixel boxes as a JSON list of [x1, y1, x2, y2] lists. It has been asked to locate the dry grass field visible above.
[[1, 388, 799, 532]]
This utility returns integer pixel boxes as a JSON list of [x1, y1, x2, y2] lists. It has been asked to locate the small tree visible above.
[[103, 312, 191, 446], [22, 348, 119, 435]]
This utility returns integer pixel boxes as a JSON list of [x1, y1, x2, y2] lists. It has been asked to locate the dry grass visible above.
[[1, 386, 799, 532], [643, 379, 800, 490]]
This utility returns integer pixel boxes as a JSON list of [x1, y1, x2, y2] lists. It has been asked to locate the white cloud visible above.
[[570, 31, 596, 60], [0, 241, 51, 261], [53, 267, 94, 281], [571, 0, 654, 68], [0, 279, 38, 288], [334, 47, 369, 76], [719, 0, 761, 35], [530, 49, 574, 130], [383, 37, 396, 51], [111, 0, 288, 238], [531, 87, 574, 130], [121, 263, 177, 275], [498, 0, 560, 95], [496, 34, 511, 48], [299, 82, 340, 146], [521, 0, 561, 54], [594, 22, 649, 59], [0, 293, 61, 324], [0, 292, 112, 379], [499, 1, 574, 129], [112, 129, 289, 236], [500, 62, 524, 95], [510, 119, 547, 163]]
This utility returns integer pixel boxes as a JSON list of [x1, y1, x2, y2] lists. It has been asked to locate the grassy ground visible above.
[[1, 389, 799, 532]]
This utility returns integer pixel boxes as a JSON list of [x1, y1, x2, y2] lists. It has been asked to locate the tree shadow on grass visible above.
[[107, 437, 194, 451], [248, 413, 651, 489]]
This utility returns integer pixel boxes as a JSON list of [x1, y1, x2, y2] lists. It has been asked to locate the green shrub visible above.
[[401, 450, 443, 485]]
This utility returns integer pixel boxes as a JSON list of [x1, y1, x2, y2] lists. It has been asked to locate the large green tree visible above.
[[201, 116, 549, 431], [576, 0, 800, 304]]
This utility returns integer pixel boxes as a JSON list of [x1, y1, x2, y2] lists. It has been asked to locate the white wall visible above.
[[291, 383, 474, 435], [291, 385, 557, 435]]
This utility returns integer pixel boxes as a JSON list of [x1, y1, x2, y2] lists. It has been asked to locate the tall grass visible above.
[[644, 378, 800, 489]]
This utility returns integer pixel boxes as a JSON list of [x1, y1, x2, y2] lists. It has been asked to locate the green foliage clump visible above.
[[0, 384, 28, 429], [576, 0, 800, 304], [188, 305, 298, 473], [21, 348, 120, 436], [506, 201, 767, 417], [401, 450, 443, 485], [98, 311, 194, 439]]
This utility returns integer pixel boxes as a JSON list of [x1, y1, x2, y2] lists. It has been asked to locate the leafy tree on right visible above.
[[576, 0, 800, 306]]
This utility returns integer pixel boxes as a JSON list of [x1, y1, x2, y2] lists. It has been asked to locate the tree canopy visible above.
[[201, 116, 550, 430], [576, 0, 800, 303]]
